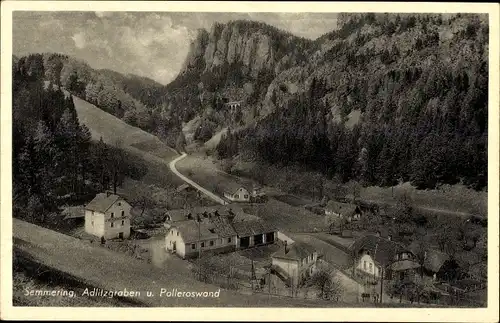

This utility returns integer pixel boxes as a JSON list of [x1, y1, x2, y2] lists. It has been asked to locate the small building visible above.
[[84, 192, 132, 240], [163, 205, 246, 229], [223, 186, 251, 203], [350, 235, 419, 284], [271, 241, 318, 287], [232, 220, 278, 249], [408, 242, 455, 282], [325, 201, 362, 222], [165, 205, 274, 258]]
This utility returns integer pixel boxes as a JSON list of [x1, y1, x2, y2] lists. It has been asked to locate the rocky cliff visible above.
[[180, 20, 313, 78]]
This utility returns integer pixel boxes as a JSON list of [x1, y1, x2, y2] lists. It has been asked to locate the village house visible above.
[[350, 234, 420, 284], [223, 185, 251, 203], [407, 241, 458, 282], [164, 205, 278, 258], [324, 200, 362, 222], [271, 241, 318, 288], [84, 192, 132, 240]]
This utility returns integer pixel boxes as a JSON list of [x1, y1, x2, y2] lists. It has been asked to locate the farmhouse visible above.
[[165, 217, 237, 259], [325, 200, 362, 221], [84, 192, 132, 240], [271, 241, 318, 288], [350, 235, 420, 284], [164, 205, 277, 258]]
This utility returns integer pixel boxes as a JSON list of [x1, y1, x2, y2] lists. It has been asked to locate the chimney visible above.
[[284, 240, 288, 254]]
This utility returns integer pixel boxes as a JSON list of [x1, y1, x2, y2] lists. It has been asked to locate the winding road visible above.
[[169, 153, 228, 205]]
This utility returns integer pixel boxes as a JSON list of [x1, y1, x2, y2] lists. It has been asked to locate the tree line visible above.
[[12, 58, 147, 223]]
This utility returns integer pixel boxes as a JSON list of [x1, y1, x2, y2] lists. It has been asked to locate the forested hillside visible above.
[[217, 13, 488, 190], [12, 58, 147, 222], [14, 13, 488, 191]]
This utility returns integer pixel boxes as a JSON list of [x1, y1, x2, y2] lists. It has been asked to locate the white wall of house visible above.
[[84, 199, 131, 240], [165, 227, 187, 258], [356, 253, 380, 278], [224, 188, 250, 202], [166, 227, 237, 259]]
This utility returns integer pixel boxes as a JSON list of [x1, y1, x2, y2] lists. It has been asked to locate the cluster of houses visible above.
[[82, 191, 467, 300]]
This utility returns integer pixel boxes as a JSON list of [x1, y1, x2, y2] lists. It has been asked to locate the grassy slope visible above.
[[72, 94, 177, 160]]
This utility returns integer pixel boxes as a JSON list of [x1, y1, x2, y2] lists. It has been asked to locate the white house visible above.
[[223, 186, 251, 203], [84, 192, 132, 240], [165, 212, 238, 259], [350, 235, 420, 283], [271, 241, 318, 288]]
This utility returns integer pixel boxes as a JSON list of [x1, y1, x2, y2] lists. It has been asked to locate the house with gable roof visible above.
[[84, 192, 132, 240], [271, 241, 318, 287]]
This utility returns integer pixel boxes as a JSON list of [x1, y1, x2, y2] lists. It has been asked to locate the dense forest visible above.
[[217, 13, 488, 190], [12, 57, 147, 223]]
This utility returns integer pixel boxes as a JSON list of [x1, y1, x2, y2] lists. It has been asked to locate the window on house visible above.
[[228, 237, 232, 243], [111, 212, 114, 218], [191, 244, 196, 250], [177, 232, 179, 236], [121, 211, 124, 217], [244, 195, 249, 199], [364, 261, 367, 270], [121, 220, 124, 226], [118, 202, 121, 206], [111, 222, 114, 228], [201, 242, 205, 248], [369, 263, 373, 272], [91, 221, 94, 227], [210, 240, 214, 246]]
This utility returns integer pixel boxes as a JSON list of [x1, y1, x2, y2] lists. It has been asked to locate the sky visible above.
[[13, 11, 338, 85]]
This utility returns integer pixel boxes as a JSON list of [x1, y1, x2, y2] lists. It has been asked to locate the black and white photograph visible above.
[[1, 1, 499, 321]]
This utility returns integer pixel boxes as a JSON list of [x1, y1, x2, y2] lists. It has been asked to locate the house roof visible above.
[[325, 201, 359, 216], [62, 206, 85, 220], [408, 242, 450, 273], [232, 220, 277, 237], [223, 183, 250, 194], [171, 220, 219, 244], [209, 215, 237, 238], [165, 205, 246, 222], [272, 242, 316, 261], [85, 193, 126, 213], [350, 235, 408, 266]]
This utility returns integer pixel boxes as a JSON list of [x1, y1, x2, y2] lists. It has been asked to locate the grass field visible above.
[[72, 94, 177, 160], [242, 198, 327, 233]]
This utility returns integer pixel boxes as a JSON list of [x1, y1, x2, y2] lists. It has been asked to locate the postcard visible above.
[[1, 1, 499, 321]]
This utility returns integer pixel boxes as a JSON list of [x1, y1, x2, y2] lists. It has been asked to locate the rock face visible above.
[[181, 20, 307, 78]]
